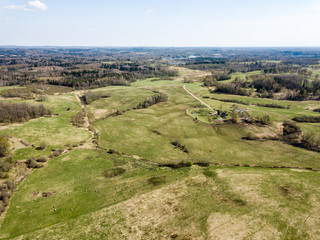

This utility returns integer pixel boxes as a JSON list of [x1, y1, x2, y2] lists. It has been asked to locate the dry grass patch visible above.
[[207, 212, 280, 240]]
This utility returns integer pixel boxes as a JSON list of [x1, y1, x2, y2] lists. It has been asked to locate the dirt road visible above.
[[183, 85, 214, 112]]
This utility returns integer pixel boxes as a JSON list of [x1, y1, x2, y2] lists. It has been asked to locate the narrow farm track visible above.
[[183, 85, 214, 111]]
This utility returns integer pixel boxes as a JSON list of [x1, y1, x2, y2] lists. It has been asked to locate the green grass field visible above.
[[1, 68, 320, 239], [1, 164, 320, 239]]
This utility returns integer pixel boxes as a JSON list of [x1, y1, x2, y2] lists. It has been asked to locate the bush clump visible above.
[[203, 168, 217, 178], [147, 176, 167, 186], [102, 167, 126, 178], [0, 135, 10, 158], [49, 149, 65, 158], [171, 140, 189, 153], [283, 121, 301, 136], [26, 157, 43, 168], [0, 158, 13, 179], [38, 141, 47, 150], [36, 156, 48, 163], [71, 111, 86, 127]]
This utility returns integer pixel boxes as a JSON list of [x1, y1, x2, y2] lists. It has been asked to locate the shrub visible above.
[[231, 110, 240, 124], [38, 141, 47, 150], [102, 167, 126, 178], [26, 157, 43, 168], [283, 121, 301, 136], [49, 149, 65, 158], [203, 169, 217, 178], [71, 111, 86, 127], [38, 95, 47, 102], [0, 135, 10, 157], [0, 190, 11, 205], [5, 180, 15, 190], [185, 160, 193, 167], [147, 176, 166, 186], [36, 156, 48, 163], [0, 160, 13, 173], [42, 192, 54, 198], [0, 201, 4, 213]]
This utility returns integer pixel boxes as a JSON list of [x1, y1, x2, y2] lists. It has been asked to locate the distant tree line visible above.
[[205, 72, 320, 100], [250, 74, 320, 100]]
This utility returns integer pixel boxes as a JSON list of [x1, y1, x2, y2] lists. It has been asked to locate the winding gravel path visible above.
[[183, 85, 214, 111]]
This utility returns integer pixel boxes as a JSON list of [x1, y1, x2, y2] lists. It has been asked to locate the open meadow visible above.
[[1, 66, 320, 239]]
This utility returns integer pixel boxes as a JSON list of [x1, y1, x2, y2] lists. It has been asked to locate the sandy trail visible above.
[[183, 85, 214, 111]]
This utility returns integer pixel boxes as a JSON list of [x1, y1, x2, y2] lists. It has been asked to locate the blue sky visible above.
[[1, 0, 320, 46]]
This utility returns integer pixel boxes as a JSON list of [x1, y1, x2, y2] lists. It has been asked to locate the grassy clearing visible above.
[[0, 94, 91, 147], [3, 116, 90, 147], [87, 88, 156, 121]]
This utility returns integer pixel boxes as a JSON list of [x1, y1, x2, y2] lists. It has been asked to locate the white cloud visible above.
[[4, 17, 17, 21], [28, 0, 48, 11], [4, 0, 48, 11], [146, 9, 153, 14], [4, 5, 31, 11]]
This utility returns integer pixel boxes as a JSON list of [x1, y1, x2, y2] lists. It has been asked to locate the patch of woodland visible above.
[[135, 92, 168, 109], [0, 102, 51, 123], [292, 116, 320, 123], [82, 91, 111, 105]]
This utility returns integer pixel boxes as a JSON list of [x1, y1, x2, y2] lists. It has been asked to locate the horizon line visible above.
[[1, 45, 320, 49]]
